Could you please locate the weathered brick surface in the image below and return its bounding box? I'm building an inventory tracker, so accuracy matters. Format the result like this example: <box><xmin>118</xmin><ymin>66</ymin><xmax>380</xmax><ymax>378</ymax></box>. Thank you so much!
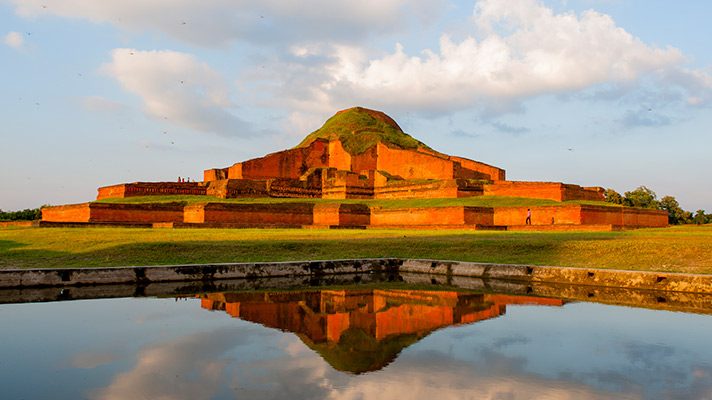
<box><xmin>205</xmin><ymin>179</ymin><xmax>269</xmax><ymax>199</ymax></box>
<box><xmin>374</xmin><ymin>180</ymin><xmax>460</xmax><ymax>199</ymax></box>
<box><xmin>371</xmin><ymin>206</ymin><xmax>468</xmax><ymax>226</ymax></box>
<box><xmin>42</xmin><ymin>202</ymin><xmax>184</xmax><ymax>223</ymax></box>
<box><xmin>484</xmin><ymin>181</ymin><xmax>604</xmax><ymax>202</ymax></box>
<box><xmin>184</xmin><ymin>202</ymin><xmax>315</xmax><ymax>225</ymax></box>
<box><xmin>42</xmin><ymin>203</ymin><xmax>92</xmax><ymax>222</ymax></box>
<box><xmin>313</xmin><ymin>203</ymin><xmax>370</xmax><ymax>226</ymax></box>
<box><xmin>450</xmin><ymin>156</ymin><xmax>506</xmax><ymax>181</ymax></box>
<box><xmin>97</xmin><ymin>182</ymin><xmax>206</xmax><ymax>200</ymax></box>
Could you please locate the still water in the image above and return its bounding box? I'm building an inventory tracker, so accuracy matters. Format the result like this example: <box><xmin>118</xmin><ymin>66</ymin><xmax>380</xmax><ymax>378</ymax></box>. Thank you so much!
<box><xmin>1</xmin><ymin>283</ymin><xmax>711</xmax><ymax>400</ymax></box>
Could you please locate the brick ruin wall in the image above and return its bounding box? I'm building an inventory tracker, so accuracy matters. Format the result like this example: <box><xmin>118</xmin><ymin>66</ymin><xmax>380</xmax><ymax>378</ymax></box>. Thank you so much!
<box><xmin>42</xmin><ymin>203</ymin><xmax>185</xmax><ymax>223</ymax></box>
<box><xmin>493</xmin><ymin>205</ymin><xmax>582</xmax><ymax>226</ymax></box>
<box><xmin>493</xmin><ymin>204</ymin><xmax>668</xmax><ymax>227</ymax></box>
<box><xmin>204</xmin><ymin>139</ymin><xmax>506</xmax><ymax>185</ymax></box>
<box><xmin>313</xmin><ymin>203</ymin><xmax>370</xmax><ymax>226</ymax></box>
<box><xmin>373</xmin><ymin>180</ymin><xmax>460</xmax><ymax>200</ymax></box>
<box><xmin>483</xmin><ymin>182</ymin><xmax>604</xmax><ymax>202</ymax></box>
<box><xmin>621</xmin><ymin>207</ymin><xmax>669</xmax><ymax>228</ymax></box>
<box><xmin>184</xmin><ymin>203</ymin><xmax>316</xmax><ymax>225</ymax></box>
<box><xmin>371</xmin><ymin>206</ymin><xmax>474</xmax><ymax>226</ymax></box>
<box><xmin>205</xmin><ymin>179</ymin><xmax>269</xmax><ymax>199</ymax></box>
<box><xmin>230</xmin><ymin>139</ymin><xmax>330</xmax><ymax>180</ymax></box>
<box><xmin>449</xmin><ymin>156</ymin><xmax>506</xmax><ymax>181</ymax></box>
<box><xmin>42</xmin><ymin>203</ymin><xmax>93</xmax><ymax>222</ymax></box>
<box><xmin>97</xmin><ymin>182</ymin><xmax>206</xmax><ymax>200</ymax></box>
<box><xmin>41</xmin><ymin>201</ymin><xmax>667</xmax><ymax>229</ymax></box>
<box><xmin>374</xmin><ymin>143</ymin><xmax>456</xmax><ymax>180</ymax></box>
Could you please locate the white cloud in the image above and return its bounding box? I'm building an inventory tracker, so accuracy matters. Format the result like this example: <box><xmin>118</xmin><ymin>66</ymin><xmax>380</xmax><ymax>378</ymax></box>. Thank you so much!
<box><xmin>9</xmin><ymin>0</ymin><xmax>440</xmax><ymax>47</ymax></box>
<box><xmin>257</xmin><ymin>0</ymin><xmax>710</xmax><ymax>118</ymax></box>
<box><xmin>88</xmin><ymin>326</ymin><xmax>249</xmax><ymax>400</ymax></box>
<box><xmin>4</xmin><ymin>31</ymin><xmax>24</xmax><ymax>49</ymax></box>
<box><xmin>100</xmin><ymin>48</ymin><xmax>250</xmax><ymax>136</ymax></box>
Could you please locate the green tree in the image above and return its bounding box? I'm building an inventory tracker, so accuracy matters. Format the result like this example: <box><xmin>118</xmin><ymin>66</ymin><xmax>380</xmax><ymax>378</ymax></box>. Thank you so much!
<box><xmin>624</xmin><ymin>186</ymin><xmax>660</xmax><ymax>209</ymax></box>
<box><xmin>659</xmin><ymin>196</ymin><xmax>686</xmax><ymax>225</ymax></box>
<box><xmin>0</xmin><ymin>206</ymin><xmax>45</xmax><ymax>221</ymax></box>
<box><xmin>693</xmin><ymin>210</ymin><xmax>709</xmax><ymax>225</ymax></box>
<box><xmin>604</xmin><ymin>189</ymin><xmax>624</xmax><ymax>205</ymax></box>
<box><xmin>681</xmin><ymin>211</ymin><xmax>694</xmax><ymax>224</ymax></box>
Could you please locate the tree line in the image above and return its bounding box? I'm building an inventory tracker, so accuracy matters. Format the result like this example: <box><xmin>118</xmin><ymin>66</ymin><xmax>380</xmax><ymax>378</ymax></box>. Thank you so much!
<box><xmin>604</xmin><ymin>186</ymin><xmax>710</xmax><ymax>225</ymax></box>
<box><xmin>0</xmin><ymin>206</ymin><xmax>45</xmax><ymax>221</ymax></box>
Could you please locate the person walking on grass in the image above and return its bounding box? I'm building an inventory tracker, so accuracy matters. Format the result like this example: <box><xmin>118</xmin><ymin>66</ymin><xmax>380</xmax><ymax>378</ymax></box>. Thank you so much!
<box><xmin>526</xmin><ymin>208</ymin><xmax>531</xmax><ymax>225</ymax></box>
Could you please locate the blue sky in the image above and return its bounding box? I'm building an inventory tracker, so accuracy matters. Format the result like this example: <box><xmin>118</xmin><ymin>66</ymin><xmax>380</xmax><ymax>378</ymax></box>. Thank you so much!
<box><xmin>1</xmin><ymin>0</ymin><xmax>710</xmax><ymax>212</ymax></box>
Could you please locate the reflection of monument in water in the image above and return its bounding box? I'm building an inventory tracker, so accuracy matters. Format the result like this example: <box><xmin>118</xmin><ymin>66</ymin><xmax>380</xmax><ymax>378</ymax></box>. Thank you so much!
<box><xmin>200</xmin><ymin>289</ymin><xmax>563</xmax><ymax>374</ymax></box>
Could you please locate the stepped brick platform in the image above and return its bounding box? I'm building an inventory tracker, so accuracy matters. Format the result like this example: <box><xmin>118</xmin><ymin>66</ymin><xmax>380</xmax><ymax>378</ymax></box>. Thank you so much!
<box><xmin>38</xmin><ymin>107</ymin><xmax>667</xmax><ymax>230</ymax></box>
<box><xmin>41</xmin><ymin>201</ymin><xmax>668</xmax><ymax>230</ymax></box>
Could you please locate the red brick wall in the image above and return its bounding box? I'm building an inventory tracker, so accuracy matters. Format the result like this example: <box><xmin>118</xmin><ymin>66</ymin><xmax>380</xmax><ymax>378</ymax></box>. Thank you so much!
<box><xmin>371</xmin><ymin>207</ymin><xmax>467</xmax><ymax>226</ymax></box>
<box><xmin>42</xmin><ymin>203</ymin><xmax>92</xmax><ymax>222</ymax></box>
<box><xmin>88</xmin><ymin>203</ymin><xmax>185</xmax><ymax>223</ymax></box>
<box><xmin>97</xmin><ymin>182</ymin><xmax>206</xmax><ymax>200</ymax></box>
<box><xmin>484</xmin><ymin>181</ymin><xmax>604</xmax><ymax>202</ymax></box>
<box><xmin>580</xmin><ymin>205</ymin><xmax>624</xmax><ymax>225</ymax></box>
<box><xmin>376</xmin><ymin>143</ymin><xmax>455</xmax><ymax>180</ymax></box>
<box><xmin>184</xmin><ymin>203</ymin><xmax>315</xmax><ymax>225</ymax></box>
<box><xmin>350</xmin><ymin>146</ymin><xmax>379</xmax><ymax>175</ymax></box>
<box><xmin>238</xmin><ymin>140</ymin><xmax>330</xmax><ymax>180</ymax></box>
<box><xmin>561</xmin><ymin>185</ymin><xmax>605</xmax><ymax>202</ymax></box>
<box><xmin>205</xmin><ymin>179</ymin><xmax>269</xmax><ymax>199</ymax></box>
<box><xmin>485</xmin><ymin>182</ymin><xmax>567</xmax><ymax>202</ymax></box>
<box><xmin>338</xmin><ymin>204</ymin><xmax>370</xmax><ymax>225</ymax></box>
<box><xmin>450</xmin><ymin>156</ymin><xmax>506</xmax><ymax>181</ymax></box>
<box><xmin>328</xmin><ymin>139</ymin><xmax>351</xmax><ymax>171</ymax></box>
<box><xmin>204</xmin><ymin>168</ymin><xmax>228</xmax><ymax>182</ymax></box>
<box><xmin>374</xmin><ymin>180</ymin><xmax>459</xmax><ymax>199</ymax></box>
<box><xmin>463</xmin><ymin>207</ymin><xmax>495</xmax><ymax>225</ymax></box>
<box><xmin>623</xmin><ymin>207</ymin><xmax>668</xmax><ymax>227</ymax></box>
<box><xmin>493</xmin><ymin>205</ymin><xmax>582</xmax><ymax>226</ymax></box>
<box><xmin>313</xmin><ymin>203</ymin><xmax>340</xmax><ymax>225</ymax></box>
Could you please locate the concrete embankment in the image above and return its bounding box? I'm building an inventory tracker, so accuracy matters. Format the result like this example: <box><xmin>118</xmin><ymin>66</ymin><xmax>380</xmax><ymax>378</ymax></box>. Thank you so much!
<box><xmin>2</xmin><ymin>258</ymin><xmax>712</xmax><ymax>295</ymax></box>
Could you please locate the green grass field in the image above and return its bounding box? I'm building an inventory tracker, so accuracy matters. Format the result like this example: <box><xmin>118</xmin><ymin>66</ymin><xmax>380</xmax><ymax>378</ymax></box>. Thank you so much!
<box><xmin>1</xmin><ymin>224</ymin><xmax>710</xmax><ymax>273</ymax></box>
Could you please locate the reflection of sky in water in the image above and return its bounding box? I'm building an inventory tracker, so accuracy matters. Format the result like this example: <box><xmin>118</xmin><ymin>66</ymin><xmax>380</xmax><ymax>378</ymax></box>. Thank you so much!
<box><xmin>1</xmin><ymin>298</ymin><xmax>711</xmax><ymax>400</ymax></box>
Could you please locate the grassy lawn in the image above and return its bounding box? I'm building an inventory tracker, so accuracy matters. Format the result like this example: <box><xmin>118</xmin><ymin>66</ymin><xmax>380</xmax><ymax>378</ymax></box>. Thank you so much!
<box><xmin>1</xmin><ymin>225</ymin><xmax>710</xmax><ymax>273</ymax></box>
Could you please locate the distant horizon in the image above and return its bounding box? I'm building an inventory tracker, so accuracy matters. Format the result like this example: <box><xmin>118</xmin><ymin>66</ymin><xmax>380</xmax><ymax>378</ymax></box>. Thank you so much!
<box><xmin>2</xmin><ymin>1</ymin><xmax>710</xmax><ymax>212</ymax></box>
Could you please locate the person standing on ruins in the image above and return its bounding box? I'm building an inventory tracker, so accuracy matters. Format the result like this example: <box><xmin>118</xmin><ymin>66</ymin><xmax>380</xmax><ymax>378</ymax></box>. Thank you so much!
<box><xmin>526</xmin><ymin>209</ymin><xmax>532</xmax><ymax>225</ymax></box>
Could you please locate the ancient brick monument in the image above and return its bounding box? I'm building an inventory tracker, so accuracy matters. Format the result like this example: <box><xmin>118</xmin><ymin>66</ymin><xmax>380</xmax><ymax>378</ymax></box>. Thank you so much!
<box><xmin>42</xmin><ymin>106</ymin><xmax>668</xmax><ymax>229</ymax></box>
<box><xmin>200</xmin><ymin>288</ymin><xmax>563</xmax><ymax>374</ymax></box>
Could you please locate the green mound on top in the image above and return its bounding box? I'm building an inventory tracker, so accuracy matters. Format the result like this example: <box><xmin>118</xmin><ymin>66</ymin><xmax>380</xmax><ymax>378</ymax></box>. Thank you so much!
<box><xmin>295</xmin><ymin>107</ymin><xmax>432</xmax><ymax>155</ymax></box>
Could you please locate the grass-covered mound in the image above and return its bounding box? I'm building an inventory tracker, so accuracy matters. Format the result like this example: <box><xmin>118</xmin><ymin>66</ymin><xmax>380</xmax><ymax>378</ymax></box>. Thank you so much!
<box><xmin>295</xmin><ymin>107</ymin><xmax>431</xmax><ymax>155</ymax></box>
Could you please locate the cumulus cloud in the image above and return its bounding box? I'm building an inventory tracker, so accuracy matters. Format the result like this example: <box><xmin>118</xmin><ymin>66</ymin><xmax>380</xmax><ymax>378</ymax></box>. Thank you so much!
<box><xmin>259</xmin><ymin>0</ymin><xmax>711</xmax><ymax>120</ymax></box>
<box><xmin>100</xmin><ymin>48</ymin><xmax>251</xmax><ymax>136</ymax></box>
<box><xmin>88</xmin><ymin>326</ymin><xmax>248</xmax><ymax>400</ymax></box>
<box><xmin>9</xmin><ymin>0</ymin><xmax>440</xmax><ymax>47</ymax></box>
<box><xmin>4</xmin><ymin>31</ymin><xmax>24</xmax><ymax>49</ymax></box>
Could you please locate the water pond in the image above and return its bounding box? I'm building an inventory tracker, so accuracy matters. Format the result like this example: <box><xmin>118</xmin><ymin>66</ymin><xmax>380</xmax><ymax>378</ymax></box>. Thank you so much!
<box><xmin>1</xmin><ymin>275</ymin><xmax>711</xmax><ymax>400</ymax></box>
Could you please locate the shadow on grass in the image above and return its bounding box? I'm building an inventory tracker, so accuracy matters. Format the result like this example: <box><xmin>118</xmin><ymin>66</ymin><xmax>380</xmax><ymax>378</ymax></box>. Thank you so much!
<box><xmin>0</xmin><ymin>232</ymin><xmax>629</xmax><ymax>269</ymax></box>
